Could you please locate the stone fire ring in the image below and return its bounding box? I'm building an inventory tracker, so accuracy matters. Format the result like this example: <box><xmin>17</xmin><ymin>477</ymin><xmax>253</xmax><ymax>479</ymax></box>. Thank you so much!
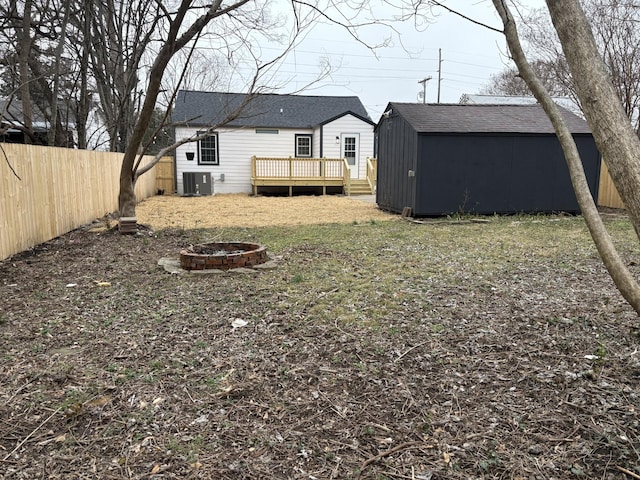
<box><xmin>179</xmin><ymin>241</ymin><xmax>268</xmax><ymax>271</ymax></box>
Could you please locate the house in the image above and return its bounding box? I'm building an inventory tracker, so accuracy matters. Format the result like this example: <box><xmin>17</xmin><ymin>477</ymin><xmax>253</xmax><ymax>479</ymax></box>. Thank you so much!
<box><xmin>0</xmin><ymin>98</ymin><xmax>75</xmax><ymax>146</ymax></box>
<box><xmin>1</xmin><ymin>98</ymin><xmax>49</xmax><ymax>144</ymax></box>
<box><xmin>375</xmin><ymin>102</ymin><xmax>601</xmax><ymax>216</ymax></box>
<box><xmin>172</xmin><ymin>90</ymin><xmax>376</xmax><ymax>196</ymax></box>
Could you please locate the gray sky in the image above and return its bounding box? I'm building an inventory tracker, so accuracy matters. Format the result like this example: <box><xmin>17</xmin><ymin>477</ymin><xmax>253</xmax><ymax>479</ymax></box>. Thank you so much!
<box><xmin>261</xmin><ymin>0</ymin><xmax>547</xmax><ymax>121</ymax></box>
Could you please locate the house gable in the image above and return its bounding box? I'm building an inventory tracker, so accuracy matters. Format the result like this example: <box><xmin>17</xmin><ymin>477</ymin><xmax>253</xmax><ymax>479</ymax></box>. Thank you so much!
<box><xmin>319</xmin><ymin>110</ymin><xmax>376</xmax><ymax>127</ymax></box>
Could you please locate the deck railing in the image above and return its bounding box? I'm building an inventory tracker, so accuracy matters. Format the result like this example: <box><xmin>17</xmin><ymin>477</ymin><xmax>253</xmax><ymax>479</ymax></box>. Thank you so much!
<box><xmin>366</xmin><ymin>157</ymin><xmax>377</xmax><ymax>193</ymax></box>
<box><xmin>251</xmin><ymin>156</ymin><xmax>352</xmax><ymax>195</ymax></box>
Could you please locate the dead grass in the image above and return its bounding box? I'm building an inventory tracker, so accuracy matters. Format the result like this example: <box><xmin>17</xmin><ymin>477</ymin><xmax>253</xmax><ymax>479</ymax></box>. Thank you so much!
<box><xmin>1</xmin><ymin>198</ymin><xmax>639</xmax><ymax>479</ymax></box>
<box><xmin>135</xmin><ymin>193</ymin><xmax>394</xmax><ymax>230</ymax></box>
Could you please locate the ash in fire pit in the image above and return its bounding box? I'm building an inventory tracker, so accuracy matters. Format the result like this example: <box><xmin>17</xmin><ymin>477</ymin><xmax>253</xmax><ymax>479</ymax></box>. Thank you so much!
<box><xmin>180</xmin><ymin>241</ymin><xmax>268</xmax><ymax>271</ymax></box>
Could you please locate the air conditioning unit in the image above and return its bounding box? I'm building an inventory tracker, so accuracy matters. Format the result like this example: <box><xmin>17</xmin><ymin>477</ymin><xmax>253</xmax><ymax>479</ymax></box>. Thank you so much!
<box><xmin>183</xmin><ymin>172</ymin><xmax>212</xmax><ymax>196</ymax></box>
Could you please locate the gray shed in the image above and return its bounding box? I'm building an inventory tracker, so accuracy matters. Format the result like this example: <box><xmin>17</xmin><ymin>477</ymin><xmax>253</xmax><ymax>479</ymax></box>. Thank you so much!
<box><xmin>375</xmin><ymin>103</ymin><xmax>601</xmax><ymax>216</ymax></box>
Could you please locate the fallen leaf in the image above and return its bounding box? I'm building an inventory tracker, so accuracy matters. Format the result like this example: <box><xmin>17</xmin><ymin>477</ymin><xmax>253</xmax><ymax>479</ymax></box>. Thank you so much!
<box><xmin>231</xmin><ymin>318</ymin><xmax>248</xmax><ymax>329</ymax></box>
<box><xmin>190</xmin><ymin>414</ymin><xmax>209</xmax><ymax>425</ymax></box>
<box><xmin>443</xmin><ymin>452</ymin><xmax>451</xmax><ymax>464</ymax></box>
<box><xmin>95</xmin><ymin>281</ymin><xmax>111</xmax><ymax>287</ymax></box>
<box><xmin>86</xmin><ymin>395</ymin><xmax>111</xmax><ymax>408</ymax></box>
<box><xmin>150</xmin><ymin>464</ymin><xmax>161</xmax><ymax>474</ymax></box>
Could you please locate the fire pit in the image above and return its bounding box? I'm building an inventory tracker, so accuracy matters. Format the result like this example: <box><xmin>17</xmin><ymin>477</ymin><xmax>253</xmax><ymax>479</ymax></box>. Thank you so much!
<box><xmin>179</xmin><ymin>241</ymin><xmax>268</xmax><ymax>271</ymax></box>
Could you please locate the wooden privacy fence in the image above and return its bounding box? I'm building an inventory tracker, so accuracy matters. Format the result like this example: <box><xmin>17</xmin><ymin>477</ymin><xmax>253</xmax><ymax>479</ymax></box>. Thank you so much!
<box><xmin>0</xmin><ymin>143</ymin><xmax>170</xmax><ymax>260</ymax></box>
<box><xmin>156</xmin><ymin>156</ymin><xmax>175</xmax><ymax>194</ymax></box>
<box><xmin>597</xmin><ymin>161</ymin><xmax>625</xmax><ymax>209</ymax></box>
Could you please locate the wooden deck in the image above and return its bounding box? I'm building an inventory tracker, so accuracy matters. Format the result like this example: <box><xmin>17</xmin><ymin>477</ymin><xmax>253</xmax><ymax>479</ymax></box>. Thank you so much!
<box><xmin>251</xmin><ymin>156</ymin><xmax>351</xmax><ymax>196</ymax></box>
<box><xmin>251</xmin><ymin>156</ymin><xmax>377</xmax><ymax>196</ymax></box>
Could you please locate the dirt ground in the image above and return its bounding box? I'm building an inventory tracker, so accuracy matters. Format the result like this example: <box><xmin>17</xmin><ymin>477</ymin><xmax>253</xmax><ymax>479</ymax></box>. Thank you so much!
<box><xmin>135</xmin><ymin>194</ymin><xmax>394</xmax><ymax>230</ymax></box>
<box><xmin>1</xmin><ymin>196</ymin><xmax>640</xmax><ymax>479</ymax></box>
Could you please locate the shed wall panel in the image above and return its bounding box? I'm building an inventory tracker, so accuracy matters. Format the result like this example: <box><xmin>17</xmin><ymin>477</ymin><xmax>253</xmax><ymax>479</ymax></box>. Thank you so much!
<box><xmin>413</xmin><ymin>134</ymin><xmax>600</xmax><ymax>216</ymax></box>
<box><xmin>376</xmin><ymin>114</ymin><xmax>417</xmax><ymax>213</ymax></box>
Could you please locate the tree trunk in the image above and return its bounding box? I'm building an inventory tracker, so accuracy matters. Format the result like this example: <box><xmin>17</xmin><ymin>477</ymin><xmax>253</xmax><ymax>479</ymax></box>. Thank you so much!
<box><xmin>545</xmin><ymin>0</ymin><xmax>640</xmax><ymax>240</ymax></box>
<box><xmin>493</xmin><ymin>0</ymin><xmax>640</xmax><ymax>316</ymax></box>
<box><xmin>118</xmin><ymin>166</ymin><xmax>137</xmax><ymax>217</ymax></box>
<box><xmin>18</xmin><ymin>0</ymin><xmax>33</xmax><ymax>144</ymax></box>
<box><xmin>75</xmin><ymin>3</ymin><xmax>91</xmax><ymax>150</ymax></box>
<box><xmin>48</xmin><ymin>0</ymin><xmax>71</xmax><ymax>146</ymax></box>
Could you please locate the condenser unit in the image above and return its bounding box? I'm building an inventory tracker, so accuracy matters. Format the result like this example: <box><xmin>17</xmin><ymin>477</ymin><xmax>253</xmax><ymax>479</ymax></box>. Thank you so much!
<box><xmin>182</xmin><ymin>172</ymin><xmax>212</xmax><ymax>196</ymax></box>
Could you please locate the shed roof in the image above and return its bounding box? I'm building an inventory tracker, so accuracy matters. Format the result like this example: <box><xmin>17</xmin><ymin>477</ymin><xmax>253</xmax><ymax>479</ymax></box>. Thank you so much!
<box><xmin>173</xmin><ymin>90</ymin><xmax>374</xmax><ymax>129</ymax></box>
<box><xmin>385</xmin><ymin>102</ymin><xmax>592</xmax><ymax>134</ymax></box>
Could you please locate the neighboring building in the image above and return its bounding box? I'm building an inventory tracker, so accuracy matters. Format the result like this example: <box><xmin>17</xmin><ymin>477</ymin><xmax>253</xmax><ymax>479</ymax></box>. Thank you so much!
<box><xmin>460</xmin><ymin>93</ymin><xmax>582</xmax><ymax>117</ymax></box>
<box><xmin>1</xmin><ymin>98</ymin><xmax>48</xmax><ymax>144</ymax></box>
<box><xmin>376</xmin><ymin>102</ymin><xmax>601</xmax><ymax>216</ymax></box>
<box><xmin>0</xmin><ymin>98</ymin><xmax>75</xmax><ymax>146</ymax></box>
<box><xmin>172</xmin><ymin>90</ymin><xmax>376</xmax><ymax>195</ymax></box>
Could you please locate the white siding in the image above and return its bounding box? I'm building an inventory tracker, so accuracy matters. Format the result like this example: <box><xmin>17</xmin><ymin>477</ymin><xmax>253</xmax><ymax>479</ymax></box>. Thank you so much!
<box><xmin>320</xmin><ymin>114</ymin><xmax>375</xmax><ymax>179</ymax></box>
<box><xmin>175</xmin><ymin>126</ymin><xmax>313</xmax><ymax>194</ymax></box>
<box><xmin>312</xmin><ymin>129</ymin><xmax>321</xmax><ymax>158</ymax></box>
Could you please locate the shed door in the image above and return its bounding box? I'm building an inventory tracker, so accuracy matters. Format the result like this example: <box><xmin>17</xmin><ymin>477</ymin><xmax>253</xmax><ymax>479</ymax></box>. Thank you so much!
<box><xmin>342</xmin><ymin>134</ymin><xmax>359</xmax><ymax>179</ymax></box>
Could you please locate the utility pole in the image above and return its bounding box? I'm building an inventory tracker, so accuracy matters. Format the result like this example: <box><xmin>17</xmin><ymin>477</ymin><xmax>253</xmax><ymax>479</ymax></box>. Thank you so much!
<box><xmin>437</xmin><ymin>48</ymin><xmax>442</xmax><ymax>103</ymax></box>
<box><xmin>418</xmin><ymin>76</ymin><xmax>432</xmax><ymax>104</ymax></box>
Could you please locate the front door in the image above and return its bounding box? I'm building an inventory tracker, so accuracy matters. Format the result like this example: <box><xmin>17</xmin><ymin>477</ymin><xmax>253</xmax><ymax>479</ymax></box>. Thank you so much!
<box><xmin>342</xmin><ymin>134</ymin><xmax>359</xmax><ymax>179</ymax></box>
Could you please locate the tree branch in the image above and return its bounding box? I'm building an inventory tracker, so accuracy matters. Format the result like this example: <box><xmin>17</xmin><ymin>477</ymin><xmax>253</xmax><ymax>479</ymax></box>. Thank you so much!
<box><xmin>0</xmin><ymin>143</ymin><xmax>21</xmax><ymax>180</ymax></box>
<box><xmin>430</xmin><ymin>0</ymin><xmax>503</xmax><ymax>33</ymax></box>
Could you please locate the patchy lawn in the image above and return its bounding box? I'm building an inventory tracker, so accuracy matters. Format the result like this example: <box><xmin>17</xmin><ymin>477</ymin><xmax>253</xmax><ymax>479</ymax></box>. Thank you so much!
<box><xmin>1</xmin><ymin>200</ymin><xmax>639</xmax><ymax>479</ymax></box>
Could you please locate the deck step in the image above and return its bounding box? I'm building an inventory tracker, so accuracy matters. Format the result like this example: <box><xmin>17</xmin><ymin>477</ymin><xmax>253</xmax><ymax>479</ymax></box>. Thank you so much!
<box><xmin>348</xmin><ymin>180</ymin><xmax>374</xmax><ymax>195</ymax></box>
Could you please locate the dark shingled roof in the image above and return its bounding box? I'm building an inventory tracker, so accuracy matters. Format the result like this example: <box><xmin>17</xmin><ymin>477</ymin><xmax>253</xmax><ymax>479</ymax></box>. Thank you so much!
<box><xmin>386</xmin><ymin>103</ymin><xmax>592</xmax><ymax>134</ymax></box>
<box><xmin>173</xmin><ymin>90</ymin><xmax>374</xmax><ymax>129</ymax></box>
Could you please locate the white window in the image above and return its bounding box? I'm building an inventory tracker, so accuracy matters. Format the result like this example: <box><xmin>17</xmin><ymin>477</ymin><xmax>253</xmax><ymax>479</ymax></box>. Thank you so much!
<box><xmin>198</xmin><ymin>131</ymin><xmax>219</xmax><ymax>165</ymax></box>
<box><xmin>295</xmin><ymin>134</ymin><xmax>312</xmax><ymax>157</ymax></box>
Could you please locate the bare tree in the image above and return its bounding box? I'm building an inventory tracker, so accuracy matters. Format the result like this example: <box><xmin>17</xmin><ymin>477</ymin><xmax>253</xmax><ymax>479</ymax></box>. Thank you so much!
<box><xmin>47</xmin><ymin>0</ymin><xmax>71</xmax><ymax>146</ymax></box>
<box><xmin>116</xmin><ymin>0</ymin><xmax>337</xmax><ymax>218</ymax></box>
<box><xmin>588</xmin><ymin>0</ymin><xmax>640</xmax><ymax>134</ymax></box>
<box><xmin>66</xmin><ymin>0</ymin><xmax>93</xmax><ymax>149</ymax></box>
<box><xmin>542</xmin><ymin>0</ymin><xmax>640</xmax><ymax>240</ymax></box>
<box><xmin>516</xmin><ymin>0</ymin><xmax>640</xmax><ymax>131</ymax></box>
<box><xmin>491</xmin><ymin>0</ymin><xmax>640</xmax><ymax>315</ymax></box>
<box><xmin>87</xmin><ymin>0</ymin><xmax>161</xmax><ymax>153</ymax></box>
<box><xmin>15</xmin><ymin>0</ymin><xmax>34</xmax><ymax>143</ymax></box>
<box><xmin>0</xmin><ymin>0</ymin><xmax>81</xmax><ymax>146</ymax></box>
<box><xmin>481</xmin><ymin>58</ymin><xmax>571</xmax><ymax>97</ymax></box>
